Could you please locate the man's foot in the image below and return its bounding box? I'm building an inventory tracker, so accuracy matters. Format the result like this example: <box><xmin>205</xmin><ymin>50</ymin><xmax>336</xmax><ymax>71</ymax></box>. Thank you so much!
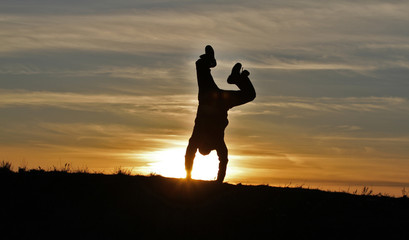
<box><xmin>227</xmin><ymin>63</ymin><xmax>242</xmax><ymax>84</ymax></box>
<box><xmin>199</xmin><ymin>45</ymin><xmax>217</xmax><ymax>68</ymax></box>
<box><xmin>227</xmin><ymin>63</ymin><xmax>250</xmax><ymax>85</ymax></box>
<box><xmin>241</xmin><ymin>69</ymin><xmax>250</xmax><ymax>77</ymax></box>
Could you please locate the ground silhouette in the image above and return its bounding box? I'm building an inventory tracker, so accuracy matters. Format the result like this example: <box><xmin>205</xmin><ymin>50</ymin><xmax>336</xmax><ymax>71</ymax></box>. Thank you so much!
<box><xmin>2</xmin><ymin>168</ymin><xmax>409</xmax><ymax>239</ymax></box>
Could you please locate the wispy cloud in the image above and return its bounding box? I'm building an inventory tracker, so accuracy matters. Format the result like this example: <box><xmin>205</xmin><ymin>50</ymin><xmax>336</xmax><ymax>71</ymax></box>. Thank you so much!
<box><xmin>245</xmin><ymin>96</ymin><xmax>409</xmax><ymax>114</ymax></box>
<box><xmin>2</xmin><ymin>0</ymin><xmax>409</xmax><ymax>73</ymax></box>
<box><xmin>0</xmin><ymin>90</ymin><xmax>197</xmax><ymax>116</ymax></box>
<box><xmin>3</xmin><ymin>91</ymin><xmax>406</xmax><ymax>118</ymax></box>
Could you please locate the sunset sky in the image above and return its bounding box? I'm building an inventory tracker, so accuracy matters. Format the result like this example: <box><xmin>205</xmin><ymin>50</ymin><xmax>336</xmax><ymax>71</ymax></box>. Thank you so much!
<box><xmin>1</xmin><ymin>0</ymin><xmax>409</xmax><ymax>195</ymax></box>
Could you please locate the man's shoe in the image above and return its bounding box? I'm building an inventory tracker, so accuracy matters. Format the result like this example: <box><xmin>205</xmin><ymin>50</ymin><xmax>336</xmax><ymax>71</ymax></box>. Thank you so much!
<box><xmin>227</xmin><ymin>63</ymin><xmax>242</xmax><ymax>84</ymax></box>
<box><xmin>241</xmin><ymin>69</ymin><xmax>250</xmax><ymax>77</ymax></box>
<box><xmin>200</xmin><ymin>45</ymin><xmax>217</xmax><ymax>68</ymax></box>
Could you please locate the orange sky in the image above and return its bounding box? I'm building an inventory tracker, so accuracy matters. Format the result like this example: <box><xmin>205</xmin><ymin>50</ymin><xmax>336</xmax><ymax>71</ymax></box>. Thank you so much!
<box><xmin>1</xmin><ymin>0</ymin><xmax>409</xmax><ymax>196</ymax></box>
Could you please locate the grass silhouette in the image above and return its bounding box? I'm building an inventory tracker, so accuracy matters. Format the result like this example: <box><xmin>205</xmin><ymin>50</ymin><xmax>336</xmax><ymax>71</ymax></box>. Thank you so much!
<box><xmin>1</xmin><ymin>162</ymin><xmax>409</xmax><ymax>239</ymax></box>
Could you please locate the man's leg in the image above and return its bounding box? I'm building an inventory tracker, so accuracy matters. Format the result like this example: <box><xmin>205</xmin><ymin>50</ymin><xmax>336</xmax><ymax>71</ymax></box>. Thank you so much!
<box><xmin>223</xmin><ymin>77</ymin><xmax>255</xmax><ymax>110</ymax></box>
<box><xmin>236</xmin><ymin>70</ymin><xmax>256</xmax><ymax>100</ymax></box>
<box><xmin>196</xmin><ymin>46</ymin><xmax>219</xmax><ymax>94</ymax></box>
<box><xmin>224</xmin><ymin>63</ymin><xmax>256</xmax><ymax>109</ymax></box>
<box><xmin>216</xmin><ymin>141</ymin><xmax>229</xmax><ymax>183</ymax></box>
<box><xmin>185</xmin><ymin>137</ymin><xmax>198</xmax><ymax>180</ymax></box>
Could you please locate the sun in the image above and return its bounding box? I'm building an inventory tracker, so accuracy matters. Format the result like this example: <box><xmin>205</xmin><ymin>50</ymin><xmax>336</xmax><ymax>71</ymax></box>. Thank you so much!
<box><xmin>142</xmin><ymin>148</ymin><xmax>220</xmax><ymax>180</ymax></box>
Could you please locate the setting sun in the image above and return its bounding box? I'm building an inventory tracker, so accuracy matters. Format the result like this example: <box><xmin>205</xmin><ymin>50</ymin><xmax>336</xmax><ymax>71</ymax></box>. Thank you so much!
<box><xmin>140</xmin><ymin>148</ymin><xmax>220</xmax><ymax>180</ymax></box>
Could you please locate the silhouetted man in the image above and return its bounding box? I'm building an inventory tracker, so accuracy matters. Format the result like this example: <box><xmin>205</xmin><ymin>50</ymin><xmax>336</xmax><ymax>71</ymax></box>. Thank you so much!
<box><xmin>185</xmin><ymin>45</ymin><xmax>256</xmax><ymax>182</ymax></box>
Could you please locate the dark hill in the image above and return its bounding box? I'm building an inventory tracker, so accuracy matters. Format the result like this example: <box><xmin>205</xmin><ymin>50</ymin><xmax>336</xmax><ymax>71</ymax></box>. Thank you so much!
<box><xmin>2</xmin><ymin>170</ymin><xmax>409</xmax><ymax>239</ymax></box>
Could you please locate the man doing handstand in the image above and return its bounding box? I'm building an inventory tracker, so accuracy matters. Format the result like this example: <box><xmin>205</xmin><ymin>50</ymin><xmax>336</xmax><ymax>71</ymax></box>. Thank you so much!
<box><xmin>185</xmin><ymin>45</ymin><xmax>256</xmax><ymax>183</ymax></box>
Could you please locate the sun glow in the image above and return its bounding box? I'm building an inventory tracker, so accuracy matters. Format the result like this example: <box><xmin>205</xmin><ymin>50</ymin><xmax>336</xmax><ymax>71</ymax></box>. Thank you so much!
<box><xmin>141</xmin><ymin>148</ymin><xmax>220</xmax><ymax>180</ymax></box>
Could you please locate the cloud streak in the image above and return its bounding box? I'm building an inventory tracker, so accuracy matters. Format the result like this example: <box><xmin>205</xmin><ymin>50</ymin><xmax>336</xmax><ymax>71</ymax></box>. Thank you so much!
<box><xmin>0</xmin><ymin>90</ymin><xmax>196</xmax><ymax>115</ymax></box>
<box><xmin>2</xmin><ymin>0</ymin><xmax>409</xmax><ymax>72</ymax></box>
<box><xmin>257</xmin><ymin>96</ymin><xmax>409</xmax><ymax>113</ymax></box>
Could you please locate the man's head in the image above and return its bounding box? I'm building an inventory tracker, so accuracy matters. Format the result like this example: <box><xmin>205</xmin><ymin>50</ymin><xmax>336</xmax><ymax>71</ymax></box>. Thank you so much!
<box><xmin>198</xmin><ymin>146</ymin><xmax>212</xmax><ymax>156</ymax></box>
